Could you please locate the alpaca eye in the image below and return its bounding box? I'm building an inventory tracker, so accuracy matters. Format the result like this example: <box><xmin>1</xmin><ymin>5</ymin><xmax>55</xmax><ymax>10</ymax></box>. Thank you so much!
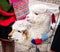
<box><xmin>35</xmin><ymin>13</ymin><xmax>38</xmax><ymax>15</ymax></box>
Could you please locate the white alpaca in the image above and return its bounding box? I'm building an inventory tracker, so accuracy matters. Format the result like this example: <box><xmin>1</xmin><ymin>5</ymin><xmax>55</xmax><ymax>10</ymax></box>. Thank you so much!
<box><xmin>10</xmin><ymin>4</ymin><xmax>55</xmax><ymax>52</ymax></box>
<box><xmin>26</xmin><ymin>4</ymin><xmax>51</xmax><ymax>39</ymax></box>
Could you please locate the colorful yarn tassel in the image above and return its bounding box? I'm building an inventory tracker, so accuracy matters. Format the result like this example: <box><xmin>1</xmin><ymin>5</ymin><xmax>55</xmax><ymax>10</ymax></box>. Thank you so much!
<box><xmin>11</xmin><ymin>0</ymin><xmax>19</xmax><ymax>2</ymax></box>
<box><xmin>31</xmin><ymin>39</ymin><xmax>42</xmax><ymax>45</ymax></box>
<box><xmin>42</xmin><ymin>34</ymin><xmax>48</xmax><ymax>41</ymax></box>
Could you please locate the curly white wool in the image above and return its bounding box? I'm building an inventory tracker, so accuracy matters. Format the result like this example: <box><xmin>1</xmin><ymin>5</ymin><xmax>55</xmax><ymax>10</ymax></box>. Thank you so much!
<box><xmin>11</xmin><ymin>4</ymin><xmax>56</xmax><ymax>52</ymax></box>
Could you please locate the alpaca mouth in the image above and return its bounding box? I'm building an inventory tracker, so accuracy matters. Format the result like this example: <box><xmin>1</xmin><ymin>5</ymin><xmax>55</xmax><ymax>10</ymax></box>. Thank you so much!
<box><xmin>27</xmin><ymin>20</ymin><xmax>35</xmax><ymax>24</ymax></box>
<box><xmin>27</xmin><ymin>20</ymin><xmax>32</xmax><ymax>23</ymax></box>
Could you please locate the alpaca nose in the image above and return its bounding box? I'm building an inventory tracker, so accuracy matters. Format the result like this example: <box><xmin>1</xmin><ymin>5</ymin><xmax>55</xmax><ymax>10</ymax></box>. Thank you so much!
<box><xmin>31</xmin><ymin>39</ymin><xmax>42</xmax><ymax>45</ymax></box>
<box><xmin>26</xmin><ymin>16</ymin><xmax>31</xmax><ymax>21</ymax></box>
<box><xmin>26</xmin><ymin>15</ymin><xmax>29</xmax><ymax>18</ymax></box>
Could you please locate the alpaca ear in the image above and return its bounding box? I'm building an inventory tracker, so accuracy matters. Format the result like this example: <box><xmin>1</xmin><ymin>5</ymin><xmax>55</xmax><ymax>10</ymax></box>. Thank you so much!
<box><xmin>46</xmin><ymin>10</ymin><xmax>55</xmax><ymax>22</ymax></box>
<box><xmin>47</xmin><ymin>10</ymin><xmax>56</xmax><ymax>23</ymax></box>
<box><xmin>46</xmin><ymin>9</ymin><xmax>52</xmax><ymax>15</ymax></box>
<box><xmin>51</xmin><ymin>13</ymin><xmax>56</xmax><ymax>23</ymax></box>
<box><xmin>50</xmin><ymin>13</ymin><xmax>56</xmax><ymax>30</ymax></box>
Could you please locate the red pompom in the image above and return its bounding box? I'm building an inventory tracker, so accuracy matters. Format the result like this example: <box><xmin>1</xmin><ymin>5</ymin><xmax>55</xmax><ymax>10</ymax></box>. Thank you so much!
<box><xmin>35</xmin><ymin>39</ymin><xmax>42</xmax><ymax>45</ymax></box>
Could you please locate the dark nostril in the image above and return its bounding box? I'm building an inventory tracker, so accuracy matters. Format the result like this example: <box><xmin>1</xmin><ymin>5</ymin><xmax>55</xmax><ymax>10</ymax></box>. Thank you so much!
<box><xmin>27</xmin><ymin>19</ymin><xmax>30</xmax><ymax>21</ymax></box>
<box><xmin>27</xmin><ymin>16</ymin><xmax>29</xmax><ymax>18</ymax></box>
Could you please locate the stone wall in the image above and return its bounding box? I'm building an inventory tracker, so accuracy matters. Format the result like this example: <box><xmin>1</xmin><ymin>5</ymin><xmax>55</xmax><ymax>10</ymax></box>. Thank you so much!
<box><xmin>38</xmin><ymin>0</ymin><xmax>60</xmax><ymax>5</ymax></box>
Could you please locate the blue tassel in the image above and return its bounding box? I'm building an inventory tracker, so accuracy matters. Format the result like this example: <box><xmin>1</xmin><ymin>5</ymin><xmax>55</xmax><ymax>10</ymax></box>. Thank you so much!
<box><xmin>31</xmin><ymin>39</ymin><xmax>35</xmax><ymax>44</ymax></box>
<box><xmin>42</xmin><ymin>34</ymin><xmax>48</xmax><ymax>41</ymax></box>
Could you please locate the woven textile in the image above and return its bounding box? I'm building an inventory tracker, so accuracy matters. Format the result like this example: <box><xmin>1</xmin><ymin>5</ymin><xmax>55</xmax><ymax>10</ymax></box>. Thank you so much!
<box><xmin>10</xmin><ymin>0</ymin><xmax>29</xmax><ymax>20</ymax></box>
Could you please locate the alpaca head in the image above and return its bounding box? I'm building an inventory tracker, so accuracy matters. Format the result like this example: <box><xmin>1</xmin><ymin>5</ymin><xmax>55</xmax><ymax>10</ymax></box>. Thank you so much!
<box><xmin>26</xmin><ymin>4</ymin><xmax>52</xmax><ymax>42</ymax></box>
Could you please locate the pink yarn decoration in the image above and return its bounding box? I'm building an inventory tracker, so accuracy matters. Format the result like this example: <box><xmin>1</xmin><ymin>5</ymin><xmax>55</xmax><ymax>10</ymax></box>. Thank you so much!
<box><xmin>11</xmin><ymin>0</ymin><xmax>19</xmax><ymax>2</ymax></box>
